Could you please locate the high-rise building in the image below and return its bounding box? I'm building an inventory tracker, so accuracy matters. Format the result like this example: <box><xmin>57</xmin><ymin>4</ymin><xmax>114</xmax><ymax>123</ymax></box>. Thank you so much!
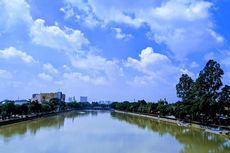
<box><xmin>68</xmin><ymin>96</ymin><xmax>76</xmax><ymax>102</ymax></box>
<box><xmin>80</xmin><ymin>96</ymin><xmax>88</xmax><ymax>102</ymax></box>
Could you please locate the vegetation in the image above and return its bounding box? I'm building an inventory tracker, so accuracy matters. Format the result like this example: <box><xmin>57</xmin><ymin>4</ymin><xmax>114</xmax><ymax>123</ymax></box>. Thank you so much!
<box><xmin>0</xmin><ymin>99</ymin><xmax>110</xmax><ymax>120</ymax></box>
<box><xmin>1</xmin><ymin>59</ymin><xmax>229</xmax><ymax>125</ymax></box>
<box><xmin>111</xmin><ymin>60</ymin><xmax>230</xmax><ymax>125</ymax></box>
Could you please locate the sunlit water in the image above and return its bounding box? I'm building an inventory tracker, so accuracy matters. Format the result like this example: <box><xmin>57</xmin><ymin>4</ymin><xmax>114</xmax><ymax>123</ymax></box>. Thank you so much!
<box><xmin>0</xmin><ymin>111</ymin><xmax>229</xmax><ymax>153</ymax></box>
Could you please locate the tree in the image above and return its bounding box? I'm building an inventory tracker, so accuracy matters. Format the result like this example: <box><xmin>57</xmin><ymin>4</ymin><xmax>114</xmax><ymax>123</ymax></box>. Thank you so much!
<box><xmin>21</xmin><ymin>104</ymin><xmax>29</xmax><ymax>115</ymax></box>
<box><xmin>41</xmin><ymin>103</ymin><xmax>52</xmax><ymax>112</ymax></box>
<box><xmin>176</xmin><ymin>74</ymin><xmax>195</xmax><ymax>119</ymax></box>
<box><xmin>1</xmin><ymin>101</ymin><xmax>16</xmax><ymax>117</ymax></box>
<box><xmin>49</xmin><ymin>98</ymin><xmax>65</xmax><ymax>111</ymax></box>
<box><xmin>156</xmin><ymin>99</ymin><xmax>169</xmax><ymax>116</ymax></box>
<box><xmin>29</xmin><ymin>101</ymin><xmax>42</xmax><ymax>113</ymax></box>
<box><xmin>176</xmin><ymin>74</ymin><xmax>194</xmax><ymax>101</ymax></box>
<box><xmin>194</xmin><ymin>60</ymin><xmax>224</xmax><ymax>120</ymax></box>
<box><xmin>67</xmin><ymin>102</ymin><xmax>80</xmax><ymax>109</ymax></box>
<box><xmin>137</xmin><ymin>100</ymin><xmax>147</xmax><ymax>113</ymax></box>
<box><xmin>15</xmin><ymin>105</ymin><xmax>23</xmax><ymax>115</ymax></box>
<box><xmin>218</xmin><ymin>85</ymin><xmax>230</xmax><ymax>116</ymax></box>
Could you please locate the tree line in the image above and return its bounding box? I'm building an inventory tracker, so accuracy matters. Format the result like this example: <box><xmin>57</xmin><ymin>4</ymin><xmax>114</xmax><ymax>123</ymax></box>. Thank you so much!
<box><xmin>0</xmin><ymin>99</ymin><xmax>109</xmax><ymax>120</ymax></box>
<box><xmin>111</xmin><ymin>60</ymin><xmax>230</xmax><ymax>125</ymax></box>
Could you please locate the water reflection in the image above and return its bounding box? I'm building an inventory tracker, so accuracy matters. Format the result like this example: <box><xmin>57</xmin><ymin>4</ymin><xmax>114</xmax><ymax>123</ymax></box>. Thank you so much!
<box><xmin>0</xmin><ymin>111</ymin><xmax>229</xmax><ymax>153</ymax></box>
<box><xmin>111</xmin><ymin>112</ymin><xmax>230</xmax><ymax>153</ymax></box>
<box><xmin>0</xmin><ymin>111</ymin><xmax>92</xmax><ymax>141</ymax></box>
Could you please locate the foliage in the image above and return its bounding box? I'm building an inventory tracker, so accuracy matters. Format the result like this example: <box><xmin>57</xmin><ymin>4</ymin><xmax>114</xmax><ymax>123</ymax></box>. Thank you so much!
<box><xmin>111</xmin><ymin>60</ymin><xmax>230</xmax><ymax>125</ymax></box>
<box><xmin>0</xmin><ymin>99</ymin><xmax>110</xmax><ymax>120</ymax></box>
<box><xmin>218</xmin><ymin>85</ymin><xmax>230</xmax><ymax>116</ymax></box>
<box><xmin>176</xmin><ymin>74</ymin><xmax>194</xmax><ymax>101</ymax></box>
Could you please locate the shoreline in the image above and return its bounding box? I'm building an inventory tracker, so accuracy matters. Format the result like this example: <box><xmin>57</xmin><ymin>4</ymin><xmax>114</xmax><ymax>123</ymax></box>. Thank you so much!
<box><xmin>0</xmin><ymin>109</ymin><xmax>77</xmax><ymax>127</ymax></box>
<box><xmin>114</xmin><ymin>110</ymin><xmax>230</xmax><ymax>137</ymax></box>
<box><xmin>0</xmin><ymin>108</ymin><xmax>111</xmax><ymax>127</ymax></box>
<box><xmin>1</xmin><ymin>109</ymin><xmax>229</xmax><ymax>138</ymax></box>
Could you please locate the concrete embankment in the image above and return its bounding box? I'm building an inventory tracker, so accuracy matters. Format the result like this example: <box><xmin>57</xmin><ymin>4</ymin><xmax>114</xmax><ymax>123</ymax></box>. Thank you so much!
<box><xmin>114</xmin><ymin>110</ymin><xmax>230</xmax><ymax>133</ymax></box>
<box><xmin>114</xmin><ymin>110</ymin><xmax>180</xmax><ymax>125</ymax></box>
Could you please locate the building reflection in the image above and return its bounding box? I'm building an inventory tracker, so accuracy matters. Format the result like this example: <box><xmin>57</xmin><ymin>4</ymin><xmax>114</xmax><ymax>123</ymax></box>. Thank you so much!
<box><xmin>0</xmin><ymin>111</ymin><xmax>92</xmax><ymax>142</ymax></box>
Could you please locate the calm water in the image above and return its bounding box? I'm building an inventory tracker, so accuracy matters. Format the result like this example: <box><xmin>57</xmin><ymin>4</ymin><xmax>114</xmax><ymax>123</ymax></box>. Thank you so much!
<box><xmin>0</xmin><ymin>111</ymin><xmax>229</xmax><ymax>153</ymax></box>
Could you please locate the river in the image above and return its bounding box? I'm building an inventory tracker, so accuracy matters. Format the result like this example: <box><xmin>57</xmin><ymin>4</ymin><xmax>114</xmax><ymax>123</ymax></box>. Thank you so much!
<box><xmin>0</xmin><ymin>110</ymin><xmax>229</xmax><ymax>153</ymax></box>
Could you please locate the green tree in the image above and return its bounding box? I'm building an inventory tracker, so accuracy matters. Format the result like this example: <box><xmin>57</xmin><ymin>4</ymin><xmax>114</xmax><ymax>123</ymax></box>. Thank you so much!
<box><xmin>176</xmin><ymin>74</ymin><xmax>194</xmax><ymax>101</ymax></box>
<box><xmin>67</xmin><ymin>101</ymin><xmax>80</xmax><ymax>109</ymax></box>
<box><xmin>1</xmin><ymin>101</ymin><xmax>16</xmax><ymax>118</ymax></box>
<box><xmin>137</xmin><ymin>100</ymin><xmax>147</xmax><ymax>113</ymax></box>
<box><xmin>29</xmin><ymin>101</ymin><xmax>42</xmax><ymax>113</ymax></box>
<box><xmin>49</xmin><ymin>98</ymin><xmax>66</xmax><ymax>111</ymax></box>
<box><xmin>15</xmin><ymin>105</ymin><xmax>22</xmax><ymax>115</ymax></box>
<box><xmin>156</xmin><ymin>99</ymin><xmax>169</xmax><ymax>116</ymax></box>
<box><xmin>41</xmin><ymin>103</ymin><xmax>52</xmax><ymax>112</ymax></box>
<box><xmin>21</xmin><ymin>104</ymin><xmax>29</xmax><ymax>115</ymax></box>
<box><xmin>176</xmin><ymin>74</ymin><xmax>195</xmax><ymax>119</ymax></box>
<box><xmin>218</xmin><ymin>85</ymin><xmax>230</xmax><ymax>116</ymax></box>
<box><xmin>194</xmin><ymin>59</ymin><xmax>224</xmax><ymax>120</ymax></box>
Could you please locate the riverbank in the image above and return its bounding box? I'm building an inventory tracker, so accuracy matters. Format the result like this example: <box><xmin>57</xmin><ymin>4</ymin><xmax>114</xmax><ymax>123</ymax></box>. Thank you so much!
<box><xmin>0</xmin><ymin>108</ymin><xmax>112</xmax><ymax>127</ymax></box>
<box><xmin>114</xmin><ymin>110</ymin><xmax>230</xmax><ymax>137</ymax></box>
<box><xmin>0</xmin><ymin>109</ymin><xmax>77</xmax><ymax>127</ymax></box>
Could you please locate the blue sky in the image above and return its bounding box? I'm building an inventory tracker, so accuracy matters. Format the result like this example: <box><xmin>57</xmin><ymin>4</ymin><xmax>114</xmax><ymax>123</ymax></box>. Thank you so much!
<box><xmin>0</xmin><ymin>0</ymin><xmax>229</xmax><ymax>102</ymax></box>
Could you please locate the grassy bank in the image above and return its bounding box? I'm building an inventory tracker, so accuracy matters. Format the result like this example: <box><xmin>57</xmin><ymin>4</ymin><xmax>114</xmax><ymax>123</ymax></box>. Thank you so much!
<box><xmin>114</xmin><ymin>110</ymin><xmax>230</xmax><ymax>138</ymax></box>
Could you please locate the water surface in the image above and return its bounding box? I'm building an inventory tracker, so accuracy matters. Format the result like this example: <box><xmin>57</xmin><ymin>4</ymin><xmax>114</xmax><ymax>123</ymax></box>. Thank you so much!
<box><xmin>0</xmin><ymin>111</ymin><xmax>229</xmax><ymax>153</ymax></box>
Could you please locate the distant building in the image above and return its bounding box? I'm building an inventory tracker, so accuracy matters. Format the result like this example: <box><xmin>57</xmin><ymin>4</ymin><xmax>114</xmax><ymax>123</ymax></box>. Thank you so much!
<box><xmin>98</xmin><ymin>100</ymin><xmax>112</xmax><ymax>105</ymax></box>
<box><xmin>0</xmin><ymin>99</ymin><xmax>12</xmax><ymax>106</ymax></box>
<box><xmin>68</xmin><ymin>96</ymin><xmax>76</xmax><ymax>102</ymax></box>
<box><xmin>14</xmin><ymin>100</ymin><xmax>29</xmax><ymax>105</ymax></box>
<box><xmin>32</xmin><ymin>92</ymin><xmax>65</xmax><ymax>103</ymax></box>
<box><xmin>80</xmin><ymin>96</ymin><xmax>88</xmax><ymax>102</ymax></box>
<box><xmin>0</xmin><ymin>99</ymin><xmax>28</xmax><ymax>106</ymax></box>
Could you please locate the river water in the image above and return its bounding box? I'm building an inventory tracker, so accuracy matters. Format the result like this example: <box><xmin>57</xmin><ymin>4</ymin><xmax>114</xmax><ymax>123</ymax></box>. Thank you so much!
<box><xmin>0</xmin><ymin>111</ymin><xmax>229</xmax><ymax>153</ymax></box>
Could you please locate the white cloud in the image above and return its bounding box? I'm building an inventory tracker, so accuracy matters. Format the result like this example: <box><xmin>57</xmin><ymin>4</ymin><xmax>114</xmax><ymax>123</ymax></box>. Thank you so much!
<box><xmin>0</xmin><ymin>0</ymin><xmax>32</xmax><ymax>33</ymax></box>
<box><xmin>126</xmin><ymin>47</ymin><xmax>172</xmax><ymax>75</ymax></box>
<box><xmin>38</xmin><ymin>73</ymin><xmax>53</xmax><ymax>81</ymax></box>
<box><xmin>112</xmin><ymin>27</ymin><xmax>132</xmax><ymax>41</ymax></box>
<box><xmin>0</xmin><ymin>69</ymin><xmax>12</xmax><ymax>79</ymax></box>
<box><xmin>30</xmin><ymin>19</ymin><xmax>89</xmax><ymax>53</ymax></box>
<box><xmin>72</xmin><ymin>54</ymin><xmax>115</xmax><ymax>70</ymax></box>
<box><xmin>60</xmin><ymin>6</ymin><xmax>74</xmax><ymax>19</ymax></box>
<box><xmin>210</xmin><ymin>30</ymin><xmax>224</xmax><ymax>43</ymax></box>
<box><xmin>180</xmin><ymin>68</ymin><xmax>195</xmax><ymax>78</ymax></box>
<box><xmin>82</xmin><ymin>14</ymin><xmax>101</xmax><ymax>28</ymax></box>
<box><xmin>221</xmin><ymin>50</ymin><xmax>230</xmax><ymax>67</ymax></box>
<box><xmin>63</xmin><ymin>65</ymin><xmax>72</xmax><ymax>71</ymax></box>
<box><xmin>62</xmin><ymin>0</ymin><xmax>223</xmax><ymax>58</ymax></box>
<box><xmin>43</xmin><ymin>63</ymin><xmax>59</xmax><ymax>74</ymax></box>
<box><xmin>63</xmin><ymin>72</ymin><xmax>107</xmax><ymax>85</ymax></box>
<box><xmin>204</xmin><ymin>52</ymin><xmax>216</xmax><ymax>61</ymax></box>
<box><xmin>190</xmin><ymin>61</ymin><xmax>199</xmax><ymax>68</ymax></box>
<box><xmin>71</xmin><ymin>54</ymin><xmax>123</xmax><ymax>81</ymax></box>
<box><xmin>0</xmin><ymin>0</ymin><xmax>227</xmax><ymax>102</ymax></box>
<box><xmin>62</xmin><ymin>0</ymin><xmax>145</xmax><ymax>28</ymax></box>
<box><xmin>125</xmin><ymin>47</ymin><xmax>182</xmax><ymax>87</ymax></box>
<box><xmin>0</xmin><ymin>47</ymin><xmax>37</xmax><ymax>64</ymax></box>
<box><xmin>142</xmin><ymin>0</ymin><xmax>223</xmax><ymax>58</ymax></box>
